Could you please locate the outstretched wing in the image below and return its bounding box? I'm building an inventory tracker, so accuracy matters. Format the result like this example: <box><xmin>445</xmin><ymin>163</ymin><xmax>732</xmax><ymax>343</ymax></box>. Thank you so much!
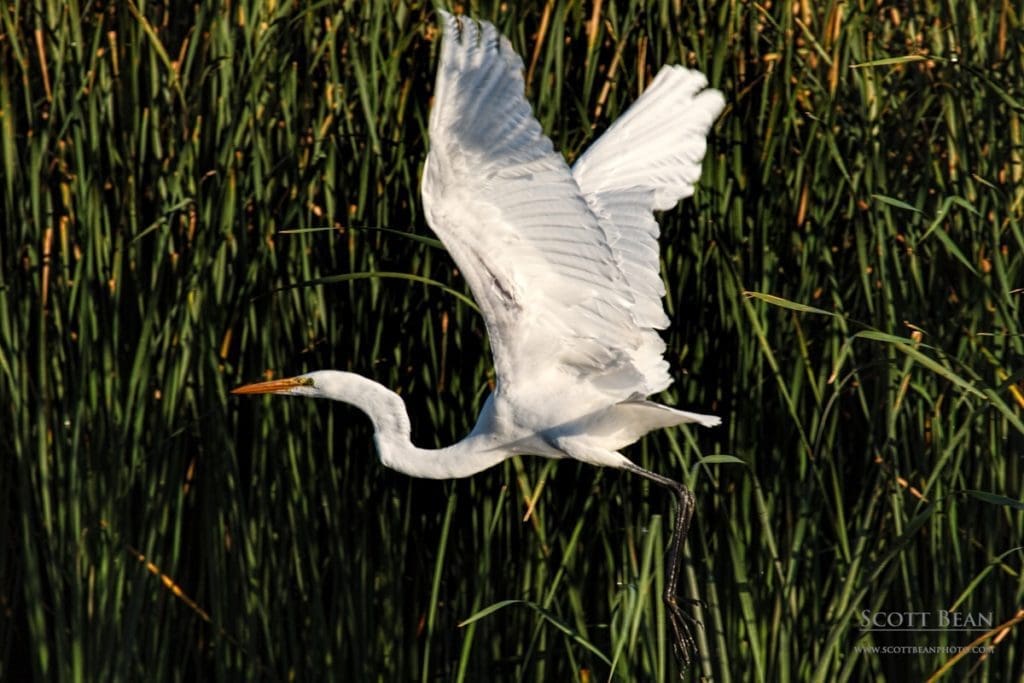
<box><xmin>571</xmin><ymin>68</ymin><xmax>725</xmax><ymax>349</ymax></box>
<box><xmin>422</xmin><ymin>12</ymin><xmax>720</xmax><ymax>405</ymax></box>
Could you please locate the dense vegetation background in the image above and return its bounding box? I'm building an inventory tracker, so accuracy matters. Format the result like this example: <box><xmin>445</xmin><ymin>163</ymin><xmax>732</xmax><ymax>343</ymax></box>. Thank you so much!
<box><xmin>2</xmin><ymin>0</ymin><xmax>1022</xmax><ymax>680</ymax></box>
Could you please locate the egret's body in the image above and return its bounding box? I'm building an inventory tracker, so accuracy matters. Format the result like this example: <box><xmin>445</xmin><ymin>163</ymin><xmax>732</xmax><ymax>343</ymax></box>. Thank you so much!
<box><xmin>234</xmin><ymin>11</ymin><xmax>724</xmax><ymax>667</ymax></box>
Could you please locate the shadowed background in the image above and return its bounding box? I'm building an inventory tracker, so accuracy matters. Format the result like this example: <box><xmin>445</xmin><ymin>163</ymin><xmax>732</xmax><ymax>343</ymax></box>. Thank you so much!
<box><xmin>1</xmin><ymin>1</ymin><xmax>1022</xmax><ymax>680</ymax></box>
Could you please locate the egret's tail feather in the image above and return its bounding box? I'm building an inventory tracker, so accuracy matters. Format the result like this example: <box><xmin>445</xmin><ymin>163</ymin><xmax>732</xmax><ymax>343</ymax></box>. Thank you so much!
<box><xmin>582</xmin><ymin>399</ymin><xmax>721</xmax><ymax>452</ymax></box>
<box><xmin>620</xmin><ymin>400</ymin><xmax>721</xmax><ymax>429</ymax></box>
<box><xmin>669</xmin><ymin>408</ymin><xmax>722</xmax><ymax>428</ymax></box>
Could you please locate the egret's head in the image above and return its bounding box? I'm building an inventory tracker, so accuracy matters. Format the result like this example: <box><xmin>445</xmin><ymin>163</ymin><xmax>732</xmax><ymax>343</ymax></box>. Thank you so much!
<box><xmin>231</xmin><ymin>371</ymin><xmax>407</xmax><ymax>435</ymax></box>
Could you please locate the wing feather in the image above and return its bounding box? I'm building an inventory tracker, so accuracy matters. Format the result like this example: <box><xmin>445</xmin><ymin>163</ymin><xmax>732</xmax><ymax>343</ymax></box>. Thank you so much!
<box><xmin>573</xmin><ymin>66</ymin><xmax>726</xmax><ymax>209</ymax></box>
<box><xmin>572</xmin><ymin>64</ymin><xmax>725</xmax><ymax>350</ymax></box>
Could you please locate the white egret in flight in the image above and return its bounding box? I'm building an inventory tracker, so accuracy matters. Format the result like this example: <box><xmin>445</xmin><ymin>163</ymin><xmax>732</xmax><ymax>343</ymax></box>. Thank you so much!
<box><xmin>234</xmin><ymin>11</ymin><xmax>724</xmax><ymax>667</ymax></box>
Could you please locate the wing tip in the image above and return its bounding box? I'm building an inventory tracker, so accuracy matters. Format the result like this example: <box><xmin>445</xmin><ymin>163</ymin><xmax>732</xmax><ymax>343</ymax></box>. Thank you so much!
<box><xmin>436</xmin><ymin>9</ymin><xmax>522</xmax><ymax>75</ymax></box>
<box><xmin>653</xmin><ymin>65</ymin><xmax>726</xmax><ymax>111</ymax></box>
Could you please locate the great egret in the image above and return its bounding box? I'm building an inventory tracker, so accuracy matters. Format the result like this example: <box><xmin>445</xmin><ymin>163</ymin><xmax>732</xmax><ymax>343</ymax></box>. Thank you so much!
<box><xmin>233</xmin><ymin>11</ymin><xmax>725</xmax><ymax>667</ymax></box>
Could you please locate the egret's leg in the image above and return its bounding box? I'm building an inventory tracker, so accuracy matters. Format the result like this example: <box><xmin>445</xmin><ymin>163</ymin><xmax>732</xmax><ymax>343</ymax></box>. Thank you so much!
<box><xmin>550</xmin><ymin>440</ymin><xmax>701</xmax><ymax>667</ymax></box>
<box><xmin>623</xmin><ymin>463</ymin><xmax>699</xmax><ymax>670</ymax></box>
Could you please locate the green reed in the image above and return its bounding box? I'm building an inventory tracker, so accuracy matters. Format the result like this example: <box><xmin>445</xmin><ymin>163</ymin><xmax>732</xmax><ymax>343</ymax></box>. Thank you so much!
<box><xmin>1</xmin><ymin>1</ymin><xmax>1021</xmax><ymax>681</ymax></box>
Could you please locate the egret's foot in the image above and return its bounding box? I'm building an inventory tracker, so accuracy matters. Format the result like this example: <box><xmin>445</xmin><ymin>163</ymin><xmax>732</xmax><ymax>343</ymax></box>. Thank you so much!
<box><xmin>664</xmin><ymin>590</ymin><xmax>700</xmax><ymax>668</ymax></box>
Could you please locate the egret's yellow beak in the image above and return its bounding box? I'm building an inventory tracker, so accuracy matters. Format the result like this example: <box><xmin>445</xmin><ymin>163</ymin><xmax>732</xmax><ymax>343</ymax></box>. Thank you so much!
<box><xmin>231</xmin><ymin>376</ymin><xmax>313</xmax><ymax>395</ymax></box>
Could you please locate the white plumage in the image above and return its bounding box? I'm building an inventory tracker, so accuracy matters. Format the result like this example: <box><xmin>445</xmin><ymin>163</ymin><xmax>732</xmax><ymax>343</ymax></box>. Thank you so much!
<box><xmin>421</xmin><ymin>12</ymin><xmax>724</xmax><ymax>456</ymax></box>
<box><xmin>234</xmin><ymin>11</ymin><xmax>725</xmax><ymax>666</ymax></box>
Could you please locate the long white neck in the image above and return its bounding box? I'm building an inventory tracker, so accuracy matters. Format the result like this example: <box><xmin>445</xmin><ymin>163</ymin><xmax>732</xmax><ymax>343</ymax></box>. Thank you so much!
<box><xmin>298</xmin><ymin>370</ymin><xmax>511</xmax><ymax>479</ymax></box>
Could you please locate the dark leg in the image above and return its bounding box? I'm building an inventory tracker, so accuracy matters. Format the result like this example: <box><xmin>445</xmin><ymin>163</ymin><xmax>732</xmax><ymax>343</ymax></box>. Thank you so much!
<box><xmin>623</xmin><ymin>462</ymin><xmax>699</xmax><ymax>670</ymax></box>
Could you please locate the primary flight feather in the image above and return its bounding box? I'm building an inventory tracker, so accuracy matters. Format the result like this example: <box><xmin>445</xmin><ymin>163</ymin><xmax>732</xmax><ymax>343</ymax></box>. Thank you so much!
<box><xmin>234</xmin><ymin>11</ymin><xmax>725</xmax><ymax>668</ymax></box>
